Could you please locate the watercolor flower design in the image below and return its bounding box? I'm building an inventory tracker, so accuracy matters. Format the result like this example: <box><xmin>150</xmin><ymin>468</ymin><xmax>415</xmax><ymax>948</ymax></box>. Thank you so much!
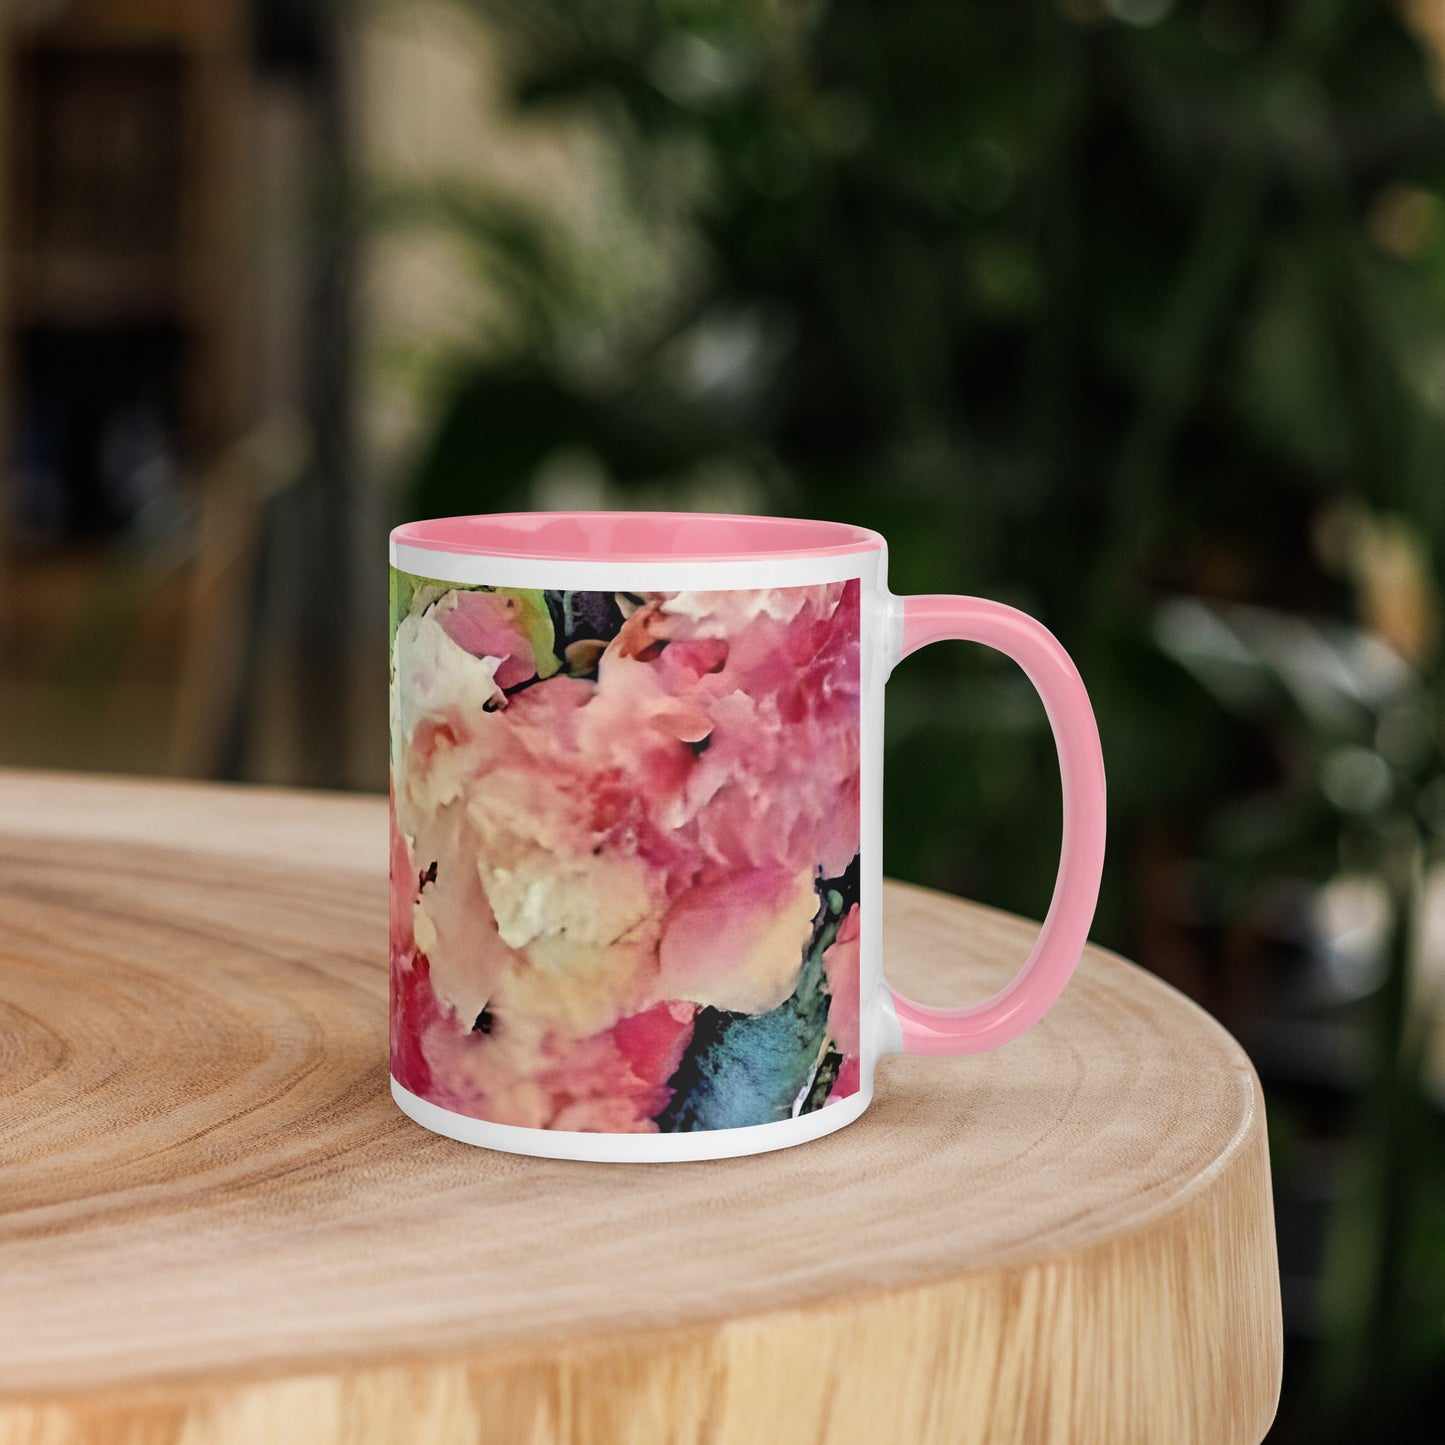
<box><xmin>389</xmin><ymin>571</ymin><xmax>862</xmax><ymax>1133</ymax></box>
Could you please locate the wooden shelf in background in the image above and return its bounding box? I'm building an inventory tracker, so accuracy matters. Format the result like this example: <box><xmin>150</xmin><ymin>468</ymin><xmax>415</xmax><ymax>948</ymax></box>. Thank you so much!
<box><xmin>5</xmin><ymin>250</ymin><xmax>183</xmax><ymax>325</ymax></box>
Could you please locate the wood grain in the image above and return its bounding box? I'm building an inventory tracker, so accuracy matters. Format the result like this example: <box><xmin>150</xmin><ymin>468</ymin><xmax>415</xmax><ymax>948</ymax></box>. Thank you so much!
<box><xmin>0</xmin><ymin>771</ymin><xmax>1282</xmax><ymax>1445</ymax></box>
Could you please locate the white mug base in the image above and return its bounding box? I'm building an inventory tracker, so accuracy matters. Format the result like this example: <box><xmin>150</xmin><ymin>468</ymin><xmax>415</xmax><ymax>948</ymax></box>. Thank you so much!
<box><xmin>390</xmin><ymin>1076</ymin><xmax>871</xmax><ymax>1162</ymax></box>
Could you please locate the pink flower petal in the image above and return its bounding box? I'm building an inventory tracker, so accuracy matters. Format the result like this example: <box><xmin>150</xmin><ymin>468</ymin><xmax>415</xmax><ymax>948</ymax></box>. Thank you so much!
<box><xmin>439</xmin><ymin>590</ymin><xmax>540</xmax><ymax>690</ymax></box>
<box><xmin>658</xmin><ymin>867</ymin><xmax>819</xmax><ymax>1014</ymax></box>
<box><xmin>612</xmin><ymin>1000</ymin><xmax>697</xmax><ymax>1090</ymax></box>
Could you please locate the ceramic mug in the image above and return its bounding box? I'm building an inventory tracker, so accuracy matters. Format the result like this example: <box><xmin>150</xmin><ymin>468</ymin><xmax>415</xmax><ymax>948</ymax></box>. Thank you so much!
<box><xmin>389</xmin><ymin>512</ymin><xmax>1106</xmax><ymax>1161</ymax></box>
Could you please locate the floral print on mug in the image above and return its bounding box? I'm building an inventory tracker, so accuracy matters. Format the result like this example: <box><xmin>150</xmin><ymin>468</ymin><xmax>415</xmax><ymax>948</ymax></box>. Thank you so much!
<box><xmin>389</xmin><ymin>571</ymin><xmax>862</xmax><ymax>1134</ymax></box>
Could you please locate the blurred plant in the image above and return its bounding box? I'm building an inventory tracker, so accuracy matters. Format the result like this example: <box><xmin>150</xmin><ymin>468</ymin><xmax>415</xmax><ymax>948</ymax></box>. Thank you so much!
<box><xmin>1156</xmin><ymin>508</ymin><xmax>1445</xmax><ymax>1437</ymax></box>
<box><xmin>380</xmin><ymin>0</ymin><xmax>1445</xmax><ymax>1434</ymax></box>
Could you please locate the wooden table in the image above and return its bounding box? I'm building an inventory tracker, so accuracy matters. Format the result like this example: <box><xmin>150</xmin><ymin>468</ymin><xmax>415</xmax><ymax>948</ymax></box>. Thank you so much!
<box><xmin>0</xmin><ymin>773</ymin><xmax>1282</xmax><ymax>1445</ymax></box>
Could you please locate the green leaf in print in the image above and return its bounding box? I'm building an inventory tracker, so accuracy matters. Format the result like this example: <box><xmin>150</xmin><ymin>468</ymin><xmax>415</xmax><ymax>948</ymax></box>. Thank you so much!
<box><xmin>496</xmin><ymin>588</ymin><xmax>560</xmax><ymax>679</ymax></box>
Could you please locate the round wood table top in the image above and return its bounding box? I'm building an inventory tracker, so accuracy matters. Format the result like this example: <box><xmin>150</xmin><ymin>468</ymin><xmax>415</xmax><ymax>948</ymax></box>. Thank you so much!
<box><xmin>0</xmin><ymin>772</ymin><xmax>1281</xmax><ymax>1445</ymax></box>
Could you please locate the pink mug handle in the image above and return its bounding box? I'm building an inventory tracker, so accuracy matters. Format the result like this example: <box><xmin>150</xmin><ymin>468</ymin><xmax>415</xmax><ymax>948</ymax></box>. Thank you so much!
<box><xmin>888</xmin><ymin>596</ymin><xmax>1107</xmax><ymax>1055</ymax></box>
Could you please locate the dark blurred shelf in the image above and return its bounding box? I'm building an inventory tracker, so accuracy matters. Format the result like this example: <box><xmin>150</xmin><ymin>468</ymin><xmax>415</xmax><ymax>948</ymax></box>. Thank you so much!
<box><xmin>5</xmin><ymin>0</ymin><xmax>238</xmax><ymax>48</ymax></box>
<box><xmin>0</xmin><ymin>0</ymin><xmax>250</xmax><ymax>551</ymax></box>
<box><xmin>5</xmin><ymin>251</ymin><xmax>188</xmax><ymax>325</ymax></box>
